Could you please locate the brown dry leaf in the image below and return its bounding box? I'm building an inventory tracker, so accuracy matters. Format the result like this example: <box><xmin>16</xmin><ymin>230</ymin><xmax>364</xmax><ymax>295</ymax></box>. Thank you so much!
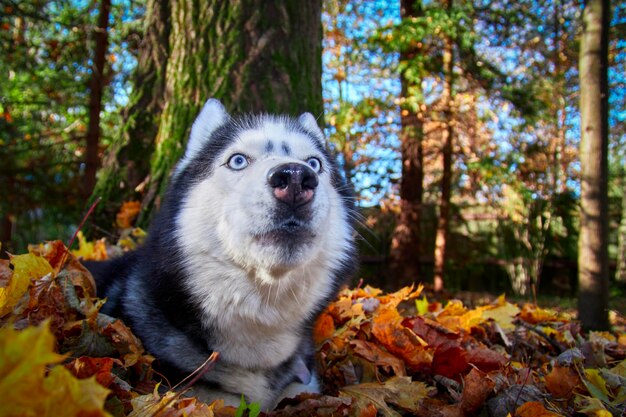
<box><xmin>66</xmin><ymin>356</ymin><xmax>118</xmax><ymax>387</ymax></box>
<box><xmin>340</xmin><ymin>376</ymin><xmax>431</xmax><ymax>417</ymax></box>
<box><xmin>0</xmin><ymin>259</ymin><xmax>12</xmax><ymax>288</ymax></box>
<box><xmin>458</xmin><ymin>368</ymin><xmax>496</xmax><ymax>415</ymax></box>
<box><xmin>28</xmin><ymin>240</ymin><xmax>68</xmax><ymax>272</ymax></box>
<box><xmin>272</xmin><ymin>393</ymin><xmax>353</xmax><ymax>416</ymax></box>
<box><xmin>465</xmin><ymin>347</ymin><xmax>507</xmax><ymax>373</ymax></box>
<box><xmin>372</xmin><ymin>305</ymin><xmax>433</xmax><ymax>371</ymax></box>
<box><xmin>544</xmin><ymin>364</ymin><xmax>580</xmax><ymax>399</ymax></box>
<box><xmin>515</xmin><ymin>401</ymin><xmax>565</xmax><ymax>417</ymax></box>
<box><xmin>130</xmin><ymin>388</ymin><xmax>216</xmax><ymax>417</ymax></box>
<box><xmin>102</xmin><ymin>319</ymin><xmax>146</xmax><ymax>366</ymax></box>
<box><xmin>350</xmin><ymin>339</ymin><xmax>407</xmax><ymax>376</ymax></box>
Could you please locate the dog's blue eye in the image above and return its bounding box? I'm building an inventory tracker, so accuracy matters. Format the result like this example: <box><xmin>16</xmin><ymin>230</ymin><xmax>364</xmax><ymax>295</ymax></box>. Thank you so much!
<box><xmin>227</xmin><ymin>154</ymin><xmax>249</xmax><ymax>170</ymax></box>
<box><xmin>307</xmin><ymin>157</ymin><xmax>322</xmax><ymax>172</ymax></box>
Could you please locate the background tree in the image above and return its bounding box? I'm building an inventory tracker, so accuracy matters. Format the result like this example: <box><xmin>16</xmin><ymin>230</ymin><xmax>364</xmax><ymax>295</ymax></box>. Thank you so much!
<box><xmin>388</xmin><ymin>0</ymin><xmax>425</xmax><ymax>285</ymax></box>
<box><xmin>92</xmin><ymin>0</ymin><xmax>324</xmax><ymax>229</ymax></box>
<box><xmin>0</xmin><ymin>0</ymin><xmax>128</xmax><ymax>252</ymax></box>
<box><xmin>578</xmin><ymin>0</ymin><xmax>610</xmax><ymax>330</ymax></box>
<box><xmin>84</xmin><ymin>0</ymin><xmax>112</xmax><ymax>198</ymax></box>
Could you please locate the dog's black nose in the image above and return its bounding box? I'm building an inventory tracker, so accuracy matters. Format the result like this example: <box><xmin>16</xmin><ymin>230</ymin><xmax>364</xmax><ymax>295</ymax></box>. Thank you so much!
<box><xmin>268</xmin><ymin>163</ymin><xmax>318</xmax><ymax>206</ymax></box>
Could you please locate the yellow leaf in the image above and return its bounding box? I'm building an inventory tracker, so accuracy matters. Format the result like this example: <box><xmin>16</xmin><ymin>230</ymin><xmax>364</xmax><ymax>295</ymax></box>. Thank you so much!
<box><xmin>611</xmin><ymin>359</ymin><xmax>626</xmax><ymax>377</ymax></box>
<box><xmin>0</xmin><ymin>323</ymin><xmax>111</xmax><ymax>417</ymax></box>
<box><xmin>0</xmin><ymin>253</ymin><xmax>53</xmax><ymax>316</ymax></box>
<box><xmin>72</xmin><ymin>231</ymin><xmax>108</xmax><ymax>261</ymax></box>
<box><xmin>575</xmin><ymin>395</ymin><xmax>612</xmax><ymax>417</ymax></box>
<box><xmin>340</xmin><ymin>376</ymin><xmax>431</xmax><ymax>417</ymax></box>
<box><xmin>415</xmin><ymin>296</ymin><xmax>429</xmax><ymax>315</ymax></box>
<box><xmin>584</xmin><ymin>369</ymin><xmax>610</xmax><ymax>399</ymax></box>
<box><xmin>482</xmin><ymin>302</ymin><xmax>520</xmax><ymax>331</ymax></box>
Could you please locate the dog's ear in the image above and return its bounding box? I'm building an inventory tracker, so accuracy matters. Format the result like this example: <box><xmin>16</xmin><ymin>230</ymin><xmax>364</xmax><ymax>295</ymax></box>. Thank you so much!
<box><xmin>298</xmin><ymin>112</ymin><xmax>325</xmax><ymax>145</ymax></box>
<box><xmin>187</xmin><ymin>98</ymin><xmax>229</xmax><ymax>153</ymax></box>
<box><xmin>176</xmin><ymin>99</ymin><xmax>229</xmax><ymax>175</ymax></box>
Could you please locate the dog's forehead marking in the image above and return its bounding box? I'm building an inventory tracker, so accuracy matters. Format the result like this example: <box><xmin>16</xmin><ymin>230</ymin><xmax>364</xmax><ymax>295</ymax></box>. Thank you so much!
<box><xmin>235</xmin><ymin>119</ymin><xmax>316</xmax><ymax>157</ymax></box>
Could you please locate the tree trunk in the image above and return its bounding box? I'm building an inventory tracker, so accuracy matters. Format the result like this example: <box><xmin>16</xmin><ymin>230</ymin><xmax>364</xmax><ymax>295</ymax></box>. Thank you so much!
<box><xmin>84</xmin><ymin>0</ymin><xmax>111</xmax><ymax>198</ymax></box>
<box><xmin>578</xmin><ymin>0</ymin><xmax>610</xmax><ymax>331</ymax></box>
<box><xmin>617</xmin><ymin>173</ymin><xmax>626</xmax><ymax>283</ymax></box>
<box><xmin>433</xmin><ymin>0</ymin><xmax>454</xmax><ymax>293</ymax></box>
<box><xmin>91</xmin><ymin>0</ymin><xmax>323</xmax><ymax>230</ymax></box>
<box><xmin>90</xmin><ymin>0</ymin><xmax>171</xmax><ymax>229</ymax></box>
<box><xmin>389</xmin><ymin>0</ymin><xmax>425</xmax><ymax>285</ymax></box>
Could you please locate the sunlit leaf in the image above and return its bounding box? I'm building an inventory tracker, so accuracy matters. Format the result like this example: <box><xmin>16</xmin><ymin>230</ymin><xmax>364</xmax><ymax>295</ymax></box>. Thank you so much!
<box><xmin>0</xmin><ymin>252</ymin><xmax>54</xmax><ymax>316</ymax></box>
<box><xmin>0</xmin><ymin>323</ymin><xmax>110</xmax><ymax>417</ymax></box>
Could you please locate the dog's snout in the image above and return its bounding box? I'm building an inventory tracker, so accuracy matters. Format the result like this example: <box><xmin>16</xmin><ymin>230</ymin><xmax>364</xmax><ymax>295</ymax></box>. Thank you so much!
<box><xmin>268</xmin><ymin>163</ymin><xmax>318</xmax><ymax>206</ymax></box>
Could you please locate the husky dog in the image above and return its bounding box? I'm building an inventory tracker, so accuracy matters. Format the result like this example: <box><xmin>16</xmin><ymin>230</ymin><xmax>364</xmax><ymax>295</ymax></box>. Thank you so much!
<box><xmin>89</xmin><ymin>99</ymin><xmax>357</xmax><ymax>408</ymax></box>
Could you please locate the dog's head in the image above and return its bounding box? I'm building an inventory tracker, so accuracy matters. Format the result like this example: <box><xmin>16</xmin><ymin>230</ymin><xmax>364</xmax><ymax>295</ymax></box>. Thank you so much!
<box><xmin>168</xmin><ymin>99</ymin><xmax>354</xmax><ymax>281</ymax></box>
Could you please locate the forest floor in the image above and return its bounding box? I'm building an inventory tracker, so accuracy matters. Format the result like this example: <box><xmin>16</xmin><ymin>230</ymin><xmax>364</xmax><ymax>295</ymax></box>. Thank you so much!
<box><xmin>1</xmin><ymin>239</ymin><xmax>625</xmax><ymax>417</ymax></box>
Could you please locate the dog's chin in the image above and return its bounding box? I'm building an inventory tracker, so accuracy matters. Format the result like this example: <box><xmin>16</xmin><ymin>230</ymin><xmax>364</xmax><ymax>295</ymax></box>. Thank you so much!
<box><xmin>250</xmin><ymin>220</ymin><xmax>319</xmax><ymax>269</ymax></box>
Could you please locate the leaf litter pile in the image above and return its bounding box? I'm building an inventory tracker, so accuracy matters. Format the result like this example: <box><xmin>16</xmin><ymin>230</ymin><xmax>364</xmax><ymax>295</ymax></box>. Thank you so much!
<box><xmin>1</xmin><ymin>238</ymin><xmax>625</xmax><ymax>416</ymax></box>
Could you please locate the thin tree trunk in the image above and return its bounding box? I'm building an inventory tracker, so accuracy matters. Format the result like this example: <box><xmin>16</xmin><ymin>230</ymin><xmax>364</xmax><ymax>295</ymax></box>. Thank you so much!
<box><xmin>433</xmin><ymin>0</ymin><xmax>454</xmax><ymax>292</ymax></box>
<box><xmin>84</xmin><ymin>0</ymin><xmax>111</xmax><ymax>198</ymax></box>
<box><xmin>0</xmin><ymin>213</ymin><xmax>12</xmax><ymax>256</ymax></box>
<box><xmin>553</xmin><ymin>0</ymin><xmax>567</xmax><ymax>194</ymax></box>
<box><xmin>578</xmin><ymin>0</ymin><xmax>610</xmax><ymax>331</ymax></box>
<box><xmin>389</xmin><ymin>0</ymin><xmax>425</xmax><ymax>284</ymax></box>
<box><xmin>615</xmin><ymin>171</ymin><xmax>626</xmax><ymax>283</ymax></box>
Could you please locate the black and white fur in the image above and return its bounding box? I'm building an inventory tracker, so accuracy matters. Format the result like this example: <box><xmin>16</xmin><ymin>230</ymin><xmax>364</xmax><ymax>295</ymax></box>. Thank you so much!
<box><xmin>89</xmin><ymin>99</ymin><xmax>357</xmax><ymax>408</ymax></box>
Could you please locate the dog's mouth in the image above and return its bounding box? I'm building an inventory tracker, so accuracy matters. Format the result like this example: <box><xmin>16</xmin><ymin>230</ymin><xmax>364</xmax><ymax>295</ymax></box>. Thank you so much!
<box><xmin>254</xmin><ymin>217</ymin><xmax>316</xmax><ymax>245</ymax></box>
<box><xmin>279</xmin><ymin>218</ymin><xmax>307</xmax><ymax>232</ymax></box>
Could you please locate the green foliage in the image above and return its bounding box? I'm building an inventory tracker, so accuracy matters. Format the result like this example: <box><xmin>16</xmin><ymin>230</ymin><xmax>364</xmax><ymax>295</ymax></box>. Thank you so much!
<box><xmin>235</xmin><ymin>395</ymin><xmax>261</xmax><ymax>417</ymax></box>
<box><xmin>0</xmin><ymin>0</ymin><xmax>140</xmax><ymax>251</ymax></box>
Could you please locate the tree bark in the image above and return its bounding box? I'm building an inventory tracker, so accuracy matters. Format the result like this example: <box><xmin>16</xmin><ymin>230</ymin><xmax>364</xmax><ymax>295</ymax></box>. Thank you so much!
<box><xmin>389</xmin><ymin>0</ymin><xmax>425</xmax><ymax>284</ymax></box>
<box><xmin>83</xmin><ymin>0</ymin><xmax>111</xmax><ymax>198</ymax></box>
<box><xmin>433</xmin><ymin>0</ymin><xmax>454</xmax><ymax>292</ymax></box>
<box><xmin>90</xmin><ymin>0</ymin><xmax>171</xmax><ymax>229</ymax></box>
<box><xmin>617</xmin><ymin>174</ymin><xmax>626</xmax><ymax>283</ymax></box>
<box><xmin>578</xmin><ymin>0</ymin><xmax>610</xmax><ymax>330</ymax></box>
<box><xmin>91</xmin><ymin>0</ymin><xmax>323</xmax><ymax>229</ymax></box>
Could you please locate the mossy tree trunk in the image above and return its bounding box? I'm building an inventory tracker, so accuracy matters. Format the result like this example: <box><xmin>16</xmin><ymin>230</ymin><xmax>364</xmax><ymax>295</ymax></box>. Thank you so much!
<box><xmin>91</xmin><ymin>0</ymin><xmax>323</xmax><ymax>230</ymax></box>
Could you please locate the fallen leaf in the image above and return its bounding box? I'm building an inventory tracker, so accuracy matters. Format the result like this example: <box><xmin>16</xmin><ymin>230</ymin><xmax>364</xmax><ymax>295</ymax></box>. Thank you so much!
<box><xmin>544</xmin><ymin>365</ymin><xmax>580</xmax><ymax>399</ymax></box>
<box><xmin>340</xmin><ymin>376</ymin><xmax>431</xmax><ymax>417</ymax></box>
<box><xmin>0</xmin><ymin>322</ymin><xmax>111</xmax><ymax>417</ymax></box>
<box><xmin>515</xmin><ymin>401</ymin><xmax>565</xmax><ymax>417</ymax></box>
<box><xmin>0</xmin><ymin>252</ymin><xmax>54</xmax><ymax>316</ymax></box>
<box><xmin>0</xmin><ymin>259</ymin><xmax>11</xmax><ymax>288</ymax></box>
<box><xmin>350</xmin><ymin>339</ymin><xmax>407</xmax><ymax>376</ymax></box>
<box><xmin>313</xmin><ymin>312</ymin><xmax>336</xmax><ymax>344</ymax></box>
<box><xmin>372</xmin><ymin>306</ymin><xmax>433</xmax><ymax>371</ymax></box>
<box><xmin>116</xmin><ymin>201</ymin><xmax>142</xmax><ymax>229</ymax></box>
